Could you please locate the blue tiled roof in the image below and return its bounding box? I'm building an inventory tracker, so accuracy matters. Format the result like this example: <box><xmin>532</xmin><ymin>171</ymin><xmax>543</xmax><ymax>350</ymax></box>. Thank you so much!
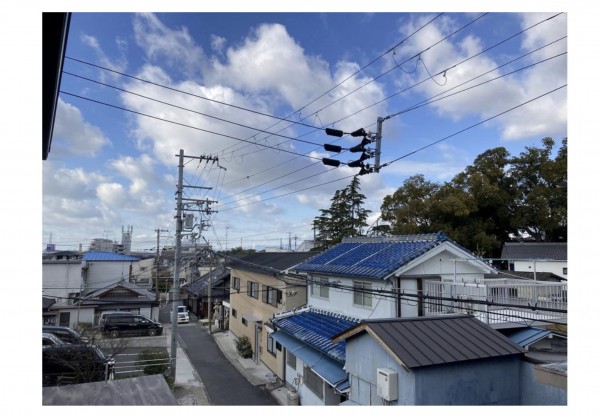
<box><xmin>83</xmin><ymin>251</ymin><xmax>140</xmax><ymax>262</ymax></box>
<box><xmin>294</xmin><ymin>232</ymin><xmax>451</xmax><ymax>279</ymax></box>
<box><xmin>273</xmin><ymin>308</ymin><xmax>360</xmax><ymax>362</ymax></box>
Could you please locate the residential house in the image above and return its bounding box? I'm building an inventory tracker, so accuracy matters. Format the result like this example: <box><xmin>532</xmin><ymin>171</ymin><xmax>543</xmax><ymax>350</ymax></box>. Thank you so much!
<box><xmin>332</xmin><ymin>315</ymin><xmax>525</xmax><ymax>405</ymax></box>
<box><xmin>293</xmin><ymin>233</ymin><xmax>497</xmax><ymax>321</ymax></box>
<box><xmin>81</xmin><ymin>251</ymin><xmax>141</xmax><ymax>291</ymax></box>
<box><xmin>42</xmin><ymin>251</ymin><xmax>83</xmax><ymax>305</ymax></box>
<box><xmin>182</xmin><ymin>264</ymin><xmax>230</xmax><ymax>325</ymax></box>
<box><xmin>501</xmin><ymin>242</ymin><xmax>567</xmax><ymax>280</ymax></box>
<box><xmin>271</xmin><ymin>307</ymin><xmax>360</xmax><ymax>405</ymax></box>
<box><xmin>501</xmin><ymin>326</ymin><xmax>567</xmax><ymax>405</ymax></box>
<box><xmin>129</xmin><ymin>257</ymin><xmax>156</xmax><ymax>290</ymax></box>
<box><xmin>226</xmin><ymin>252</ymin><xmax>316</xmax><ymax>377</ymax></box>
<box><xmin>293</xmin><ymin>233</ymin><xmax>567</xmax><ymax>329</ymax></box>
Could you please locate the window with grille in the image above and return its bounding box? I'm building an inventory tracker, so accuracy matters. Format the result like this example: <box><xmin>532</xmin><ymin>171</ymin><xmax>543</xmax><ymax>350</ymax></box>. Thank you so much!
<box><xmin>247</xmin><ymin>281</ymin><xmax>259</xmax><ymax>298</ymax></box>
<box><xmin>311</xmin><ymin>277</ymin><xmax>329</xmax><ymax>299</ymax></box>
<box><xmin>267</xmin><ymin>334</ymin><xmax>276</xmax><ymax>356</ymax></box>
<box><xmin>353</xmin><ymin>281</ymin><xmax>373</xmax><ymax>307</ymax></box>
<box><xmin>262</xmin><ymin>286</ymin><xmax>282</xmax><ymax>306</ymax></box>
<box><xmin>287</xmin><ymin>352</ymin><xmax>296</xmax><ymax>370</ymax></box>
<box><xmin>304</xmin><ymin>366</ymin><xmax>323</xmax><ymax>399</ymax></box>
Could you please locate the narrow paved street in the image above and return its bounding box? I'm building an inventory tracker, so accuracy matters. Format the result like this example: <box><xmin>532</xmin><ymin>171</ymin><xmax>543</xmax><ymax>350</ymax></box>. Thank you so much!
<box><xmin>160</xmin><ymin>302</ymin><xmax>277</xmax><ymax>405</ymax></box>
<box><xmin>177</xmin><ymin>325</ymin><xmax>278</xmax><ymax>405</ymax></box>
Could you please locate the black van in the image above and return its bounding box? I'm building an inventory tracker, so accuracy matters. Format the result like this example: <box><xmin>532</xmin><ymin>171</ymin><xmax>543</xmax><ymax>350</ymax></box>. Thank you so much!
<box><xmin>100</xmin><ymin>314</ymin><xmax>163</xmax><ymax>338</ymax></box>
<box><xmin>43</xmin><ymin>343</ymin><xmax>114</xmax><ymax>386</ymax></box>
<box><xmin>42</xmin><ymin>325</ymin><xmax>88</xmax><ymax>344</ymax></box>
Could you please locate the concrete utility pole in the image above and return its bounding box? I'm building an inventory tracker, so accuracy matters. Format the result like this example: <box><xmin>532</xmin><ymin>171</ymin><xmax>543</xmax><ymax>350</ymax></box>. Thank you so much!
<box><xmin>170</xmin><ymin>149</ymin><xmax>184</xmax><ymax>380</ymax></box>
<box><xmin>170</xmin><ymin>150</ymin><xmax>223</xmax><ymax>381</ymax></box>
<box><xmin>155</xmin><ymin>228</ymin><xmax>168</xmax><ymax>302</ymax></box>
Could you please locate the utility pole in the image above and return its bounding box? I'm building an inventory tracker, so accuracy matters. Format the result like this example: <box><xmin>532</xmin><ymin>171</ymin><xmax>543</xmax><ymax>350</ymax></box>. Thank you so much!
<box><xmin>155</xmin><ymin>228</ymin><xmax>168</xmax><ymax>302</ymax></box>
<box><xmin>170</xmin><ymin>150</ymin><xmax>223</xmax><ymax>380</ymax></box>
<box><xmin>208</xmin><ymin>258</ymin><xmax>213</xmax><ymax>334</ymax></box>
<box><xmin>170</xmin><ymin>149</ymin><xmax>184</xmax><ymax>380</ymax></box>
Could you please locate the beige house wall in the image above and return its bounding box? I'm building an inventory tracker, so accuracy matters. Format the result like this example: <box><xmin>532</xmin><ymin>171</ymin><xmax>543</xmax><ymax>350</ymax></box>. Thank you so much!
<box><xmin>228</xmin><ymin>267</ymin><xmax>307</xmax><ymax>376</ymax></box>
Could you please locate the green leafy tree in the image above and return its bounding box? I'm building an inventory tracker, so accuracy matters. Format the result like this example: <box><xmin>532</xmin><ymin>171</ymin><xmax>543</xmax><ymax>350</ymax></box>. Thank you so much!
<box><xmin>380</xmin><ymin>174</ymin><xmax>440</xmax><ymax>235</ymax></box>
<box><xmin>509</xmin><ymin>137</ymin><xmax>567</xmax><ymax>241</ymax></box>
<box><xmin>313</xmin><ymin>176</ymin><xmax>371</xmax><ymax>250</ymax></box>
<box><xmin>378</xmin><ymin>139</ymin><xmax>567</xmax><ymax>258</ymax></box>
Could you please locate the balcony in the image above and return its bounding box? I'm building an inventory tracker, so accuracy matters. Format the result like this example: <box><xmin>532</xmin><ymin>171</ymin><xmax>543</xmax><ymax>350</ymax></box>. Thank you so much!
<box><xmin>423</xmin><ymin>279</ymin><xmax>567</xmax><ymax>329</ymax></box>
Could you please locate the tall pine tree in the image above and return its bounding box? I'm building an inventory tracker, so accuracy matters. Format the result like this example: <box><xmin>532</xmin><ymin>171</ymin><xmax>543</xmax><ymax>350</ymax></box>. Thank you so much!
<box><xmin>313</xmin><ymin>176</ymin><xmax>371</xmax><ymax>250</ymax></box>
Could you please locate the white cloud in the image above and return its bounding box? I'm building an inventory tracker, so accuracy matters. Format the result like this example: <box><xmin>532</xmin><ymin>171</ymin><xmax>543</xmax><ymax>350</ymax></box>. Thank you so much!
<box><xmin>211</xmin><ymin>34</ymin><xmax>226</xmax><ymax>53</ymax></box>
<box><xmin>52</xmin><ymin>98</ymin><xmax>111</xmax><ymax>157</ymax></box>
<box><xmin>391</xmin><ymin>13</ymin><xmax>567</xmax><ymax>142</ymax></box>
<box><xmin>133</xmin><ymin>13</ymin><xmax>206</xmax><ymax>78</ymax></box>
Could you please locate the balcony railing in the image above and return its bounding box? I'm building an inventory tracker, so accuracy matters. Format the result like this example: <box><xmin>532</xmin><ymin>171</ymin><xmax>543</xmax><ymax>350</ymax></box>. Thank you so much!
<box><xmin>423</xmin><ymin>279</ymin><xmax>567</xmax><ymax>328</ymax></box>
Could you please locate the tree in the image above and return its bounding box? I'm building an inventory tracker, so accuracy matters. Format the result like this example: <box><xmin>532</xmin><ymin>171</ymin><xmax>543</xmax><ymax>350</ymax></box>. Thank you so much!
<box><xmin>509</xmin><ymin>137</ymin><xmax>567</xmax><ymax>241</ymax></box>
<box><xmin>313</xmin><ymin>176</ymin><xmax>371</xmax><ymax>250</ymax></box>
<box><xmin>378</xmin><ymin>139</ymin><xmax>567</xmax><ymax>258</ymax></box>
<box><xmin>380</xmin><ymin>174</ymin><xmax>439</xmax><ymax>235</ymax></box>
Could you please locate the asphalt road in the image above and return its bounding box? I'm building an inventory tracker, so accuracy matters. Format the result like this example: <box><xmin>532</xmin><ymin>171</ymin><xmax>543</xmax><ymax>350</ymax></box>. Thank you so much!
<box><xmin>177</xmin><ymin>325</ymin><xmax>278</xmax><ymax>405</ymax></box>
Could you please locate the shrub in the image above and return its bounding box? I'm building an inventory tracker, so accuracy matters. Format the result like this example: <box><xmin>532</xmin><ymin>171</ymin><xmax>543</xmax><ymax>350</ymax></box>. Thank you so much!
<box><xmin>137</xmin><ymin>348</ymin><xmax>171</xmax><ymax>376</ymax></box>
<box><xmin>235</xmin><ymin>335</ymin><xmax>253</xmax><ymax>358</ymax></box>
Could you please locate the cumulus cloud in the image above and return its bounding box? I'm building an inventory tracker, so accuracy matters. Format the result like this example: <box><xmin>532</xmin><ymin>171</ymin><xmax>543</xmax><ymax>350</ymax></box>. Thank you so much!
<box><xmin>52</xmin><ymin>99</ymin><xmax>111</xmax><ymax>157</ymax></box>
<box><xmin>391</xmin><ymin>13</ymin><xmax>567</xmax><ymax>142</ymax></box>
<box><xmin>133</xmin><ymin>13</ymin><xmax>206</xmax><ymax>79</ymax></box>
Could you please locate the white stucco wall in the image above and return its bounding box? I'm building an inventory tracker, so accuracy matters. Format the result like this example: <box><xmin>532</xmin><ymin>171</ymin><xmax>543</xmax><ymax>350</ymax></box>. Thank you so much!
<box><xmin>513</xmin><ymin>260</ymin><xmax>567</xmax><ymax>280</ymax></box>
<box><xmin>42</xmin><ymin>261</ymin><xmax>83</xmax><ymax>301</ymax></box>
<box><xmin>85</xmin><ymin>260</ymin><xmax>137</xmax><ymax>290</ymax></box>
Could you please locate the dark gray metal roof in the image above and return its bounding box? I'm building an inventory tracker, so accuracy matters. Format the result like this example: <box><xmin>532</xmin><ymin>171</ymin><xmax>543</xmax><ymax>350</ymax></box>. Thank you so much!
<box><xmin>42</xmin><ymin>374</ymin><xmax>177</xmax><ymax>405</ymax></box>
<box><xmin>333</xmin><ymin>315</ymin><xmax>525</xmax><ymax>369</ymax></box>
<box><xmin>228</xmin><ymin>252</ymin><xmax>318</xmax><ymax>273</ymax></box>
<box><xmin>485</xmin><ymin>271</ymin><xmax>566</xmax><ymax>282</ymax></box>
<box><xmin>184</xmin><ymin>265</ymin><xmax>230</xmax><ymax>297</ymax></box>
<box><xmin>501</xmin><ymin>242</ymin><xmax>567</xmax><ymax>261</ymax></box>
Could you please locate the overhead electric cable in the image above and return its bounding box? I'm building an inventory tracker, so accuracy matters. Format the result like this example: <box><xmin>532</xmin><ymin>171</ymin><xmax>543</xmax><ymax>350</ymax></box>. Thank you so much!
<box><xmin>59</xmin><ymin>91</ymin><xmax>324</xmax><ymax>161</ymax></box>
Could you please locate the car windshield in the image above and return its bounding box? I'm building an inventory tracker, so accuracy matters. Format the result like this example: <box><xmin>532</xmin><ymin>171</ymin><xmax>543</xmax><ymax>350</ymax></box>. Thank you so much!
<box><xmin>92</xmin><ymin>346</ymin><xmax>107</xmax><ymax>360</ymax></box>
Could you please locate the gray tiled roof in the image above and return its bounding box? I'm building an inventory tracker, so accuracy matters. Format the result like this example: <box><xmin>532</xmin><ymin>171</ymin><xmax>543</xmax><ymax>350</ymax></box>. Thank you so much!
<box><xmin>333</xmin><ymin>315</ymin><xmax>525</xmax><ymax>369</ymax></box>
<box><xmin>42</xmin><ymin>374</ymin><xmax>177</xmax><ymax>405</ymax></box>
<box><xmin>501</xmin><ymin>242</ymin><xmax>567</xmax><ymax>261</ymax></box>
<box><xmin>184</xmin><ymin>265</ymin><xmax>229</xmax><ymax>297</ymax></box>
<box><xmin>228</xmin><ymin>252</ymin><xmax>319</xmax><ymax>273</ymax></box>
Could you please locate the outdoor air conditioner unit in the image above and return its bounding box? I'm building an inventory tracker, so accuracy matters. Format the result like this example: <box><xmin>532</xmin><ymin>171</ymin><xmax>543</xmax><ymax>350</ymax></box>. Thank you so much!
<box><xmin>377</xmin><ymin>368</ymin><xmax>398</xmax><ymax>401</ymax></box>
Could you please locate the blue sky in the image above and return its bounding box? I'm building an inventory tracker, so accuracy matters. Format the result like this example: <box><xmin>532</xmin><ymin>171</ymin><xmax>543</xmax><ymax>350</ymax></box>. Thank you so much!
<box><xmin>40</xmin><ymin>10</ymin><xmax>569</xmax><ymax>253</ymax></box>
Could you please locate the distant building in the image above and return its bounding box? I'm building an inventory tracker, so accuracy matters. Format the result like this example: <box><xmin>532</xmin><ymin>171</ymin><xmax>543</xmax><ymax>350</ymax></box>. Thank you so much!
<box><xmin>501</xmin><ymin>242</ymin><xmax>567</xmax><ymax>280</ymax></box>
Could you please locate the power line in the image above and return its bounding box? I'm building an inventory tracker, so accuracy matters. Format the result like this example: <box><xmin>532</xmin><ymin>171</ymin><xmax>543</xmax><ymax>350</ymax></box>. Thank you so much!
<box><xmin>380</xmin><ymin>84</ymin><xmax>567</xmax><ymax>169</ymax></box>
<box><xmin>59</xmin><ymin>90</ymin><xmax>324</xmax><ymax>161</ymax></box>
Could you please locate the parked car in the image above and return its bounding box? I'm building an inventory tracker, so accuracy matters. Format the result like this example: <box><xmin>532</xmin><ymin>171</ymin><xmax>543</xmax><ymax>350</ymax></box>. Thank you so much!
<box><xmin>42</xmin><ymin>343</ymin><xmax>114</xmax><ymax>386</ymax></box>
<box><xmin>42</xmin><ymin>332</ymin><xmax>65</xmax><ymax>346</ymax></box>
<box><xmin>100</xmin><ymin>313</ymin><xmax>163</xmax><ymax>338</ymax></box>
<box><xmin>171</xmin><ymin>305</ymin><xmax>190</xmax><ymax>324</ymax></box>
<box><xmin>43</xmin><ymin>325</ymin><xmax>89</xmax><ymax>344</ymax></box>
<box><xmin>98</xmin><ymin>311</ymin><xmax>134</xmax><ymax>328</ymax></box>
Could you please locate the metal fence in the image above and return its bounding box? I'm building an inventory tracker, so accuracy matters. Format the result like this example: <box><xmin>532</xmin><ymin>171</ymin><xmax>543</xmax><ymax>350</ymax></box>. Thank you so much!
<box><xmin>423</xmin><ymin>280</ymin><xmax>567</xmax><ymax>326</ymax></box>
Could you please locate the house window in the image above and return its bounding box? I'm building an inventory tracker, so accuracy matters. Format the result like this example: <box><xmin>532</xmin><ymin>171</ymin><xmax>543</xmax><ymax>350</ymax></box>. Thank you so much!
<box><xmin>262</xmin><ymin>286</ymin><xmax>282</xmax><ymax>307</ymax></box>
<box><xmin>304</xmin><ymin>366</ymin><xmax>324</xmax><ymax>399</ymax></box>
<box><xmin>276</xmin><ymin>342</ymin><xmax>282</xmax><ymax>351</ymax></box>
<box><xmin>247</xmin><ymin>281</ymin><xmax>259</xmax><ymax>299</ymax></box>
<box><xmin>242</xmin><ymin>317</ymin><xmax>248</xmax><ymax>326</ymax></box>
<box><xmin>231</xmin><ymin>308</ymin><xmax>237</xmax><ymax>318</ymax></box>
<box><xmin>287</xmin><ymin>352</ymin><xmax>296</xmax><ymax>370</ymax></box>
<box><xmin>232</xmin><ymin>277</ymin><xmax>240</xmax><ymax>291</ymax></box>
<box><xmin>563</xmin><ymin>267</ymin><xmax>567</xmax><ymax>275</ymax></box>
<box><xmin>267</xmin><ymin>334</ymin><xmax>276</xmax><ymax>357</ymax></box>
<box><xmin>353</xmin><ymin>281</ymin><xmax>373</xmax><ymax>307</ymax></box>
<box><xmin>311</xmin><ymin>277</ymin><xmax>329</xmax><ymax>299</ymax></box>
